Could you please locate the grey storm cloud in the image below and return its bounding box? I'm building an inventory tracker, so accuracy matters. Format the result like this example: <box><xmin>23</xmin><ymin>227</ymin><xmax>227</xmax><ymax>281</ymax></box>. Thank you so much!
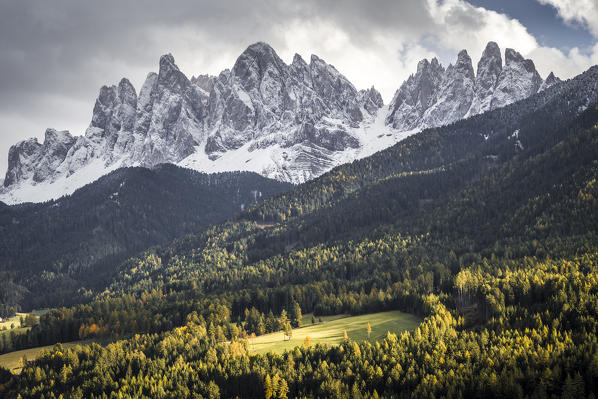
<box><xmin>0</xmin><ymin>0</ymin><xmax>440</xmax><ymax>106</ymax></box>
<box><xmin>0</xmin><ymin>0</ymin><xmax>431</xmax><ymax>98</ymax></box>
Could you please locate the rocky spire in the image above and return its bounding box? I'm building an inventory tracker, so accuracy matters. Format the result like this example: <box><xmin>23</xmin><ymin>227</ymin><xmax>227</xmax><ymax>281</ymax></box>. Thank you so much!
<box><xmin>539</xmin><ymin>71</ymin><xmax>562</xmax><ymax>92</ymax></box>
<box><xmin>32</xmin><ymin>129</ymin><xmax>76</xmax><ymax>182</ymax></box>
<box><xmin>4</xmin><ymin>138</ymin><xmax>43</xmax><ymax>186</ymax></box>
<box><xmin>134</xmin><ymin>73</ymin><xmax>158</xmax><ymax>136</ymax></box>
<box><xmin>157</xmin><ymin>53</ymin><xmax>190</xmax><ymax>92</ymax></box>
<box><xmin>421</xmin><ymin>50</ymin><xmax>475</xmax><ymax>127</ymax></box>
<box><xmin>358</xmin><ymin>87</ymin><xmax>384</xmax><ymax>115</ymax></box>
<box><xmin>466</xmin><ymin>41</ymin><xmax>502</xmax><ymax>116</ymax></box>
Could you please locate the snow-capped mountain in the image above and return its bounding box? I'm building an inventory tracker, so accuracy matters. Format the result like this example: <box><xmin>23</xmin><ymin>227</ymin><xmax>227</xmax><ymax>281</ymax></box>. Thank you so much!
<box><xmin>1</xmin><ymin>41</ymin><xmax>559</xmax><ymax>204</ymax></box>
<box><xmin>386</xmin><ymin>42</ymin><xmax>559</xmax><ymax>130</ymax></box>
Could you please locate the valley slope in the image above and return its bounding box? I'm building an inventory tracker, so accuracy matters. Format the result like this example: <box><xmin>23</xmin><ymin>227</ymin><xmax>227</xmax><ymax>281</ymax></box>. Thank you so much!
<box><xmin>0</xmin><ymin>165</ymin><xmax>290</xmax><ymax>315</ymax></box>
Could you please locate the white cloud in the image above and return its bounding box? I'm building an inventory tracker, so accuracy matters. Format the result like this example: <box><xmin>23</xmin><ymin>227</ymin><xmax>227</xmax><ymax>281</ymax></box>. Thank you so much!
<box><xmin>528</xmin><ymin>43</ymin><xmax>598</xmax><ymax>79</ymax></box>
<box><xmin>426</xmin><ymin>0</ymin><xmax>539</xmax><ymax>62</ymax></box>
<box><xmin>537</xmin><ymin>0</ymin><xmax>598</xmax><ymax>37</ymax></box>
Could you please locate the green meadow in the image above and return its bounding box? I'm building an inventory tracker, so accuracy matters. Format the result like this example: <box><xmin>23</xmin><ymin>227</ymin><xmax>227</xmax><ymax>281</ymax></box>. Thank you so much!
<box><xmin>249</xmin><ymin>310</ymin><xmax>421</xmax><ymax>354</ymax></box>
<box><xmin>0</xmin><ymin>341</ymin><xmax>88</xmax><ymax>374</ymax></box>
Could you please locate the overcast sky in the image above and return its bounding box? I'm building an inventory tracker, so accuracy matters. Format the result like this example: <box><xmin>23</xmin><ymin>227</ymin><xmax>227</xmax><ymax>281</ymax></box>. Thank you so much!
<box><xmin>1</xmin><ymin>0</ymin><xmax>597</xmax><ymax>176</ymax></box>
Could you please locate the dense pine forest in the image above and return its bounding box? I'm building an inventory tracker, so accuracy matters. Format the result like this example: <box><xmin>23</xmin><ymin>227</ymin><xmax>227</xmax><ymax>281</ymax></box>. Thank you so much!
<box><xmin>1</xmin><ymin>69</ymin><xmax>598</xmax><ymax>398</ymax></box>
<box><xmin>0</xmin><ymin>166</ymin><xmax>291</xmax><ymax>315</ymax></box>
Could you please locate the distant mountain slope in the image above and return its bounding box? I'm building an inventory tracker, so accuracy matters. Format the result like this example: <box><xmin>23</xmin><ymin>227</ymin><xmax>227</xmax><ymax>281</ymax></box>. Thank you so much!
<box><xmin>101</xmin><ymin>66</ymin><xmax>598</xmax><ymax>298</ymax></box>
<box><xmin>104</xmin><ymin>101</ymin><xmax>598</xmax><ymax>298</ymax></box>
<box><xmin>0</xmin><ymin>164</ymin><xmax>291</xmax><ymax>314</ymax></box>
<box><xmin>243</xmin><ymin>64</ymin><xmax>598</xmax><ymax>226</ymax></box>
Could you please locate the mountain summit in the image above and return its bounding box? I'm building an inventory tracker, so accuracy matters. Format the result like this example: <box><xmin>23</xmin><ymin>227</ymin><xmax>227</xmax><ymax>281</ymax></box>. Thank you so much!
<box><xmin>1</xmin><ymin>42</ymin><xmax>559</xmax><ymax>204</ymax></box>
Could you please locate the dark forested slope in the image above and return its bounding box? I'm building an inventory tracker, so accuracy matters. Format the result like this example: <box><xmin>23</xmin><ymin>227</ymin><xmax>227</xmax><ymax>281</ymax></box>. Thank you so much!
<box><xmin>0</xmin><ymin>165</ymin><xmax>291</xmax><ymax>315</ymax></box>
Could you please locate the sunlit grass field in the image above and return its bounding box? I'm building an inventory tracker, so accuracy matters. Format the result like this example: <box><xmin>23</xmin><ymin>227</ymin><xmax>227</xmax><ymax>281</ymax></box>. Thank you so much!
<box><xmin>249</xmin><ymin>310</ymin><xmax>421</xmax><ymax>354</ymax></box>
<box><xmin>0</xmin><ymin>341</ymin><xmax>89</xmax><ymax>374</ymax></box>
<box><xmin>0</xmin><ymin>310</ymin><xmax>49</xmax><ymax>331</ymax></box>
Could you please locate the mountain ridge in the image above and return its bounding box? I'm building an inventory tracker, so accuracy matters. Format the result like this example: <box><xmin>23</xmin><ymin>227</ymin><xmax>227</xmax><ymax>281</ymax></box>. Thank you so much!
<box><xmin>2</xmin><ymin>41</ymin><xmax>561</xmax><ymax>204</ymax></box>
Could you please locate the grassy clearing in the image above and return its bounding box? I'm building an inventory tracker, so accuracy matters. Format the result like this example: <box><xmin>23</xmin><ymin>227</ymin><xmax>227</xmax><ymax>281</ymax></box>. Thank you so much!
<box><xmin>0</xmin><ymin>341</ymin><xmax>93</xmax><ymax>374</ymax></box>
<box><xmin>0</xmin><ymin>310</ymin><xmax>49</xmax><ymax>331</ymax></box>
<box><xmin>0</xmin><ymin>314</ymin><xmax>25</xmax><ymax>330</ymax></box>
<box><xmin>0</xmin><ymin>327</ymin><xmax>30</xmax><ymax>337</ymax></box>
<box><xmin>249</xmin><ymin>310</ymin><xmax>421</xmax><ymax>354</ymax></box>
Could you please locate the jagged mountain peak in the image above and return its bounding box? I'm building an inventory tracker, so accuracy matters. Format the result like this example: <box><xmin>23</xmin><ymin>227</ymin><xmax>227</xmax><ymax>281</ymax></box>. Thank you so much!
<box><xmin>43</xmin><ymin>128</ymin><xmax>73</xmax><ymax>144</ymax></box>
<box><xmin>504</xmin><ymin>47</ymin><xmax>540</xmax><ymax>74</ymax></box>
<box><xmin>504</xmin><ymin>48</ymin><xmax>524</xmax><ymax>64</ymax></box>
<box><xmin>309</xmin><ymin>53</ymin><xmax>322</xmax><ymax>64</ymax></box>
<box><xmin>244</xmin><ymin>41</ymin><xmax>278</xmax><ymax>56</ymax></box>
<box><xmin>545</xmin><ymin>71</ymin><xmax>562</xmax><ymax>86</ymax></box>
<box><xmin>157</xmin><ymin>53</ymin><xmax>190</xmax><ymax>91</ymax></box>
<box><xmin>454</xmin><ymin>49</ymin><xmax>475</xmax><ymax>78</ymax></box>
<box><xmin>233</xmin><ymin>42</ymin><xmax>286</xmax><ymax>74</ymax></box>
<box><xmin>159</xmin><ymin>53</ymin><xmax>176</xmax><ymax>68</ymax></box>
<box><xmin>483</xmin><ymin>41</ymin><xmax>501</xmax><ymax>55</ymax></box>
<box><xmin>466</xmin><ymin>42</ymin><xmax>503</xmax><ymax>117</ymax></box>
<box><xmin>118</xmin><ymin>78</ymin><xmax>137</xmax><ymax>99</ymax></box>
<box><xmin>236</xmin><ymin>41</ymin><xmax>279</xmax><ymax>64</ymax></box>
<box><xmin>144</xmin><ymin>71</ymin><xmax>158</xmax><ymax>81</ymax></box>
<box><xmin>416</xmin><ymin>58</ymin><xmax>443</xmax><ymax>74</ymax></box>
<box><xmin>385</xmin><ymin>54</ymin><xmax>445</xmax><ymax>130</ymax></box>
<box><xmin>4</xmin><ymin>139</ymin><xmax>40</xmax><ymax>187</ymax></box>
<box><xmin>230</xmin><ymin>43</ymin><xmax>289</xmax><ymax>105</ymax></box>
<box><xmin>491</xmin><ymin>47</ymin><xmax>542</xmax><ymax>109</ymax></box>
<box><xmin>539</xmin><ymin>71</ymin><xmax>563</xmax><ymax>92</ymax></box>
<box><xmin>416</xmin><ymin>58</ymin><xmax>429</xmax><ymax>68</ymax></box>
<box><xmin>118</xmin><ymin>77</ymin><xmax>135</xmax><ymax>90</ymax></box>
<box><xmin>387</xmin><ymin>42</ymin><xmax>552</xmax><ymax>131</ymax></box>
<box><xmin>191</xmin><ymin>74</ymin><xmax>216</xmax><ymax>94</ymax></box>
<box><xmin>419</xmin><ymin>48</ymin><xmax>475</xmax><ymax>128</ymax></box>
<box><xmin>456</xmin><ymin>49</ymin><xmax>470</xmax><ymax>59</ymax></box>
<box><xmin>478</xmin><ymin>42</ymin><xmax>502</xmax><ymax>73</ymax></box>
<box><xmin>502</xmin><ymin>48</ymin><xmax>541</xmax><ymax>76</ymax></box>
<box><xmin>358</xmin><ymin>86</ymin><xmax>384</xmax><ymax>114</ymax></box>
<box><xmin>292</xmin><ymin>53</ymin><xmax>307</xmax><ymax>66</ymax></box>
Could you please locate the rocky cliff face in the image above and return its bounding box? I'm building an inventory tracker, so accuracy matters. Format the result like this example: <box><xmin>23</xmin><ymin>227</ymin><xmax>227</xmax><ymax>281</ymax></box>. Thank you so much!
<box><xmin>204</xmin><ymin>44</ymin><xmax>371</xmax><ymax>158</ymax></box>
<box><xmin>4</xmin><ymin>129</ymin><xmax>76</xmax><ymax>187</ymax></box>
<box><xmin>386</xmin><ymin>42</ymin><xmax>559</xmax><ymax>130</ymax></box>
<box><xmin>1</xmin><ymin>41</ymin><xmax>560</xmax><ymax>204</ymax></box>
